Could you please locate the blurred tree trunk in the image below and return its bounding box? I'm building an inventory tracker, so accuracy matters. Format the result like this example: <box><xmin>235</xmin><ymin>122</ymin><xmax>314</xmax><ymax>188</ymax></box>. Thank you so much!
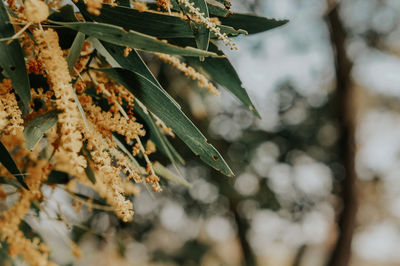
<box><xmin>326</xmin><ymin>2</ymin><xmax>357</xmax><ymax>266</ymax></box>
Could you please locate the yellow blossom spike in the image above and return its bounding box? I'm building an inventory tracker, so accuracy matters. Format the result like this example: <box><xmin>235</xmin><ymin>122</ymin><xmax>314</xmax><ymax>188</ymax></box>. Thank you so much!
<box><xmin>155</xmin><ymin>52</ymin><xmax>220</xmax><ymax>96</ymax></box>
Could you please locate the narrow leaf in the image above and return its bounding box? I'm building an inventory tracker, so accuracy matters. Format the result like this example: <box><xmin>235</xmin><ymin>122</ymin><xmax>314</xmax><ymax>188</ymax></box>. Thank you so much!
<box><xmin>98</xmin><ymin>68</ymin><xmax>234</xmax><ymax>177</ymax></box>
<box><xmin>67</xmin><ymin>32</ymin><xmax>85</xmax><ymax>74</ymax></box>
<box><xmin>153</xmin><ymin>162</ymin><xmax>191</xmax><ymax>187</ymax></box>
<box><xmin>219</xmin><ymin>13</ymin><xmax>289</xmax><ymax>34</ymax></box>
<box><xmin>74</xmin><ymin>2</ymin><xmax>241</xmax><ymax>39</ymax></box>
<box><xmin>24</xmin><ymin>110</ymin><xmax>59</xmax><ymax>150</ymax></box>
<box><xmin>135</xmin><ymin>101</ymin><xmax>185</xmax><ymax>166</ymax></box>
<box><xmin>51</xmin><ymin>21</ymin><xmax>220</xmax><ymax>57</ymax></box>
<box><xmin>92</xmin><ymin>41</ymin><xmax>185</xmax><ymax>165</ymax></box>
<box><xmin>0</xmin><ymin>1</ymin><xmax>31</xmax><ymax>111</ymax></box>
<box><xmin>0</xmin><ymin>141</ymin><xmax>29</xmax><ymax>189</ymax></box>
<box><xmin>96</xmin><ymin>40</ymin><xmax>180</xmax><ymax>109</ymax></box>
<box><xmin>185</xmin><ymin>42</ymin><xmax>260</xmax><ymax>117</ymax></box>
<box><xmin>84</xmin><ymin>165</ymin><xmax>96</xmax><ymax>184</ymax></box>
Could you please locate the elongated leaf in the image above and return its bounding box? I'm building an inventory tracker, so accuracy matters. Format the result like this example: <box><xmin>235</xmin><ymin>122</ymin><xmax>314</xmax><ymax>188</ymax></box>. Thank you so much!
<box><xmin>85</xmin><ymin>165</ymin><xmax>96</xmax><ymax>184</ymax></box>
<box><xmin>24</xmin><ymin>110</ymin><xmax>59</xmax><ymax>150</ymax></box>
<box><xmin>185</xmin><ymin>42</ymin><xmax>260</xmax><ymax>117</ymax></box>
<box><xmin>219</xmin><ymin>13</ymin><xmax>289</xmax><ymax>34</ymax></box>
<box><xmin>0</xmin><ymin>141</ymin><xmax>29</xmax><ymax>189</ymax></box>
<box><xmin>0</xmin><ymin>176</ymin><xmax>22</xmax><ymax>188</ymax></box>
<box><xmin>95</xmin><ymin>40</ymin><xmax>180</xmax><ymax>109</ymax></box>
<box><xmin>98</xmin><ymin>68</ymin><xmax>233</xmax><ymax>177</ymax></box>
<box><xmin>135</xmin><ymin>101</ymin><xmax>185</xmax><ymax>166</ymax></box>
<box><xmin>52</xmin><ymin>21</ymin><xmax>220</xmax><ymax>57</ymax></box>
<box><xmin>0</xmin><ymin>1</ymin><xmax>31</xmax><ymax>111</ymax></box>
<box><xmin>67</xmin><ymin>32</ymin><xmax>85</xmax><ymax>74</ymax></box>
<box><xmin>46</xmin><ymin>170</ymin><xmax>70</xmax><ymax>184</ymax></box>
<box><xmin>75</xmin><ymin>1</ymin><xmax>193</xmax><ymax>38</ymax></box>
<box><xmin>48</xmin><ymin>5</ymin><xmax>78</xmax><ymax>22</ymax></box>
<box><xmin>74</xmin><ymin>2</ymin><xmax>243</xmax><ymax>39</ymax></box>
<box><xmin>93</xmin><ymin>41</ymin><xmax>185</xmax><ymax>165</ymax></box>
<box><xmin>153</xmin><ymin>162</ymin><xmax>190</xmax><ymax>187</ymax></box>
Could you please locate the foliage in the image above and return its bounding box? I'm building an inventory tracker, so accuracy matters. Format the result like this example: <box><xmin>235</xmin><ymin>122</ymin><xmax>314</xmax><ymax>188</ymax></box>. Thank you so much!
<box><xmin>0</xmin><ymin>0</ymin><xmax>286</xmax><ymax>264</ymax></box>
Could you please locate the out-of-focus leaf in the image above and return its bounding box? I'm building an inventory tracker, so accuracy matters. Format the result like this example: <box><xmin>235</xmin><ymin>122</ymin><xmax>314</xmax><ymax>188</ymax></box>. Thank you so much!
<box><xmin>52</xmin><ymin>21</ymin><xmax>220</xmax><ymax>57</ymax></box>
<box><xmin>213</xmin><ymin>0</ymin><xmax>231</xmax><ymax>9</ymax></box>
<box><xmin>67</xmin><ymin>32</ymin><xmax>85</xmax><ymax>74</ymax></box>
<box><xmin>46</xmin><ymin>170</ymin><xmax>70</xmax><ymax>184</ymax></box>
<box><xmin>207</xmin><ymin>3</ymin><xmax>230</xmax><ymax>17</ymax></box>
<box><xmin>219</xmin><ymin>13</ymin><xmax>289</xmax><ymax>34</ymax></box>
<box><xmin>0</xmin><ymin>176</ymin><xmax>22</xmax><ymax>188</ymax></box>
<box><xmin>0</xmin><ymin>1</ymin><xmax>31</xmax><ymax>111</ymax></box>
<box><xmin>185</xmin><ymin>42</ymin><xmax>260</xmax><ymax>117</ymax></box>
<box><xmin>0</xmin><ymin>141</ymin><xmax>29</xmax><ymax>189</ymax></box>
<box><xmin>84</xmin><ymin>164</ymin><xmax>96</xmax><ymax>184</ymax></box>
<box><xmin>48</xmin><ymin>5</ymin><xmax>78</xmax><ymax>22</ymax></box>
<box><xmin>99</xmin><ymin>68</ymin><xmax>234</xmax><ymax>177</ymax></box>
<box><xmin>153</xmin><ymin>161</ymin><xmax>190</xmax><ymax>187</ymax></box>
<box><xmin>24</xmin><ymin>110</ymin><xmax>59</xmax><ymax>150</ymax></box>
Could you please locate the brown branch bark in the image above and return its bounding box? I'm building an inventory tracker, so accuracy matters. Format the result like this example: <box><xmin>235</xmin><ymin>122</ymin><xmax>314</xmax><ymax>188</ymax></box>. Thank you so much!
<box><xmin>325</xmin><ymin>3</ymin><xmax>357</xmax><ymax>266</ymax></box>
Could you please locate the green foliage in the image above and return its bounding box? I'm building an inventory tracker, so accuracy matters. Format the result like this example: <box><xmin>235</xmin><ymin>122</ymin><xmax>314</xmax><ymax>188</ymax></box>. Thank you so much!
<box><xmin>0</xmin><ymin>1</ymin><xmax>31</xmax><ymax>111</ymax></box>
<box><xmin>24</xmin><ymin>110</ymin><xmax>59</xmax><ymax>150</ymax></box>
<box><xmin>0</xmin><ymin>141</ymin><xmax>28</xmax><ymax>189</ymax></box>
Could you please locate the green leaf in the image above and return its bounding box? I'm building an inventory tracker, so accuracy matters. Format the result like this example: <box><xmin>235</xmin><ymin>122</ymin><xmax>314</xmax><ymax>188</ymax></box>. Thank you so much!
<box><xmin>207</xmin><ymin>3</ymin><xmax>230</xmax><ymax>17</ymax></box>
<box><xmin>48</xmin><ymin>5</ymin><xmax>78</xmax><ymax>22</ymax></box>
<box><xmin>0</xmin><ymin>176</ymin><xmax>22</xmax><ymax>188</ymax></box>
<box><xmin>0</xmin><ymin>141</ymin><xmax>29</xmax><ymax>189</ymax></box>
<box><xmin>0</xmin><ymin>1</ymin><xmax>31</xmax><ymax>111</ymax></box>
<box><xmin>85</xmin><ymin>164</ymin><xmax>96</xmax><ymax>184</ymax></box>
<box><xmin>185</xmin><ymin>42</ymin><xmax>260</xmax><ymax>117</ymax></box>
<box><xmin>98</xmin><ymin>68</ymin><xmax>234</xmax><ymax>177</ymax></box>
<box><xmin>52</xmin><ymin>21</ymin><xmax>220</xmax><ymax>57</ymax></box>
<box><xmin>74</xmin><ymin>2</ymin><xmax>243</xmax><ymax>39</ymax></box>
<box><xmin>96</xmin><ymin>40</ymin><xmax>180</xmax><ymax>109</ymax></box>
<box><xmin>24</xmin><ymin>110</ymin><xmax>59</xmax><ymax>150</ymax></box>
<box><xmin>153</xmin><ymin>162</ymin><xmax>190</xmax><ymax>187</ymax></box>
<box><xmin>219</xmin><ymin>13</ymin><xmax>289</xmax><ymax>35</ymax></box>
<box><xmin>46</xmin><ymin>170</ymin><xmax>70</xmax><ymax>184</ymax></box>
<box><xmin>94</xmin><ymin>41</ymin><xmax>185</xmax><ymax>165</ymax></box>
<box><xmin>134</xmin><ymin>101</ymin><xmax>185</xmax><ymax>166</ymax></box>
<box><xmin>67</xmin><ymin>32</ymin><xmax>85</xmax><ymax>74</ymax></box>
<box><xmin>75</xmin><ymin>1</ymin><xmax>194</xmax><ymax>38</ymax></box>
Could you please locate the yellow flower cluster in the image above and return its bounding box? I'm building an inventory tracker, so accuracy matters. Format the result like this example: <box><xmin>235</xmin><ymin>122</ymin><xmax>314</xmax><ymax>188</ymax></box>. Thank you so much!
<box><xmin>83</xmin><ymin>128</ymin><xmax>135</xmax><ymax>222</ymax></box>
<box><xmin>155</xmin><ymin>52</ymin><xmax>220</xmax><ymax>96</ymax></box>
<box><xmin>34</xmin><ymin>29</ymin><xmax>87</xmax><ymax>177</ymax></box>
<box><xmin>0</xmin><ymin>159</ymin><xmax>55</xmax><ymax>266</ymax></box>
<box><xmin>24</xmin><ymin>0</ymin><xmax>49</xmax><ymax>23</ymax></box>
<box><xmin>0</xmin><ymin>79</ymin><xmax>24</xmax><ymax>136</ymax></box>
<box><xmin>86</xmin><ymin>0</ymin><xmax>102</xmax><ymax>15</ymax></box>
<box><xmin>82</xmin><ymin>99</ymin><xmax>146</xmax><ymax>143</ymax></box>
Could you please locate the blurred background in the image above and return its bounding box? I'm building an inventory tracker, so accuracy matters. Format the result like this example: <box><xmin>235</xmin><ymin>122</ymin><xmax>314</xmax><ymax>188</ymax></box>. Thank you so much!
<box><xmin>20</xmin><ymin>0</ymin><xmax>400</xmax><ymax>265</ymax></box>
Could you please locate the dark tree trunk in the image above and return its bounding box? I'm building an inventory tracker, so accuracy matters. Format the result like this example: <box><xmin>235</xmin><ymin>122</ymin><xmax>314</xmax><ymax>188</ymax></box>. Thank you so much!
<box><xmin>325</xmin><ymin>3</ymin><xmax>357</xmax><ymax>266</ymax></box>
